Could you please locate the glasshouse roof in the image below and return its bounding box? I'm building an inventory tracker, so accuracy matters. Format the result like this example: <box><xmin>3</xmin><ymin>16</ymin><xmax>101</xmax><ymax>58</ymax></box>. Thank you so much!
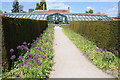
<box><xmin>3</xmin><ymin>9</ymin><xmax>112</xmax><ymax>24</ymax></box>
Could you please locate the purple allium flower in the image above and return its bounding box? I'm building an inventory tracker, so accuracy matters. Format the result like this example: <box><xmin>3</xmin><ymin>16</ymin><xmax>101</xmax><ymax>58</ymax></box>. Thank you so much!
<box><xmin>27</xmin><ymin>53</ymin><xmax>32</xmax><ymax>56</ymax></box>
<box><xmin>10</xmin><ymin>55</ymin><xmax>16</xmax><ymax>60</ymax></box>
<box><xmin>44</xmin><ymin>53</ymin><xmax>46</xmax><ymax>54</ymax></box>
<box><xmin>10</xmin><ymin>49</ymin><xmax>14</xmax><ymax>52</ymax></box>
<box><xmin>46</xmin><ymin>39</ymin><xmax>49</xmax><ymax>42</ymax></box>
<box><xmin>18</xmin><ymin>63</ymin><xmax>24</xmax><ymax>67</ymax></box>
<box><xmin>26</xmin><ymin>58</ymin><xmax>33</xmax><ymax>62</ymax></box>
<box><xmin>107</xmin><ymin>53</ymin><xmax>110</xmax><ymax>55</ymax></box>
<box><xmin>21</xmin><ymin>45</ymin><xmax>25</xmax><ymax>48</ymax></box>
<box><xmin>37</xmin><ymin>61</ymin><xmax>42</xmax><ymax>65</ymax></box>
<box><xmin>96</xmin><ymin>49</ymin><xmax>99</xmax><ymax>52</ymax></box>
<box><xmin>17</xmin><ymin>45</ymin><xmax>23</xmax><ymax>50</ymax></box>
<box><xmin>37</xmin><ymin>67</ymin><xmax>41</xmax><ymax>69</ymax></box>
<box><xmin>23</xmin><ymin>42</ymin><xmax>27</xmax><ymax>45</ymax></box>
<box><xmin>48</xmin><ymin>59</ymin><xmax>52</xmax><ymax>61</ymax></box>
<box><xmin>24</xmin><ymin>58</ymin><xmax>33</xmax><ymax>64</ymax></box>
<box><xmin>27</xmin><ymin>63</ymin><xmax>34</xmax><ymax>68</ymax></box>
<box><xmin>41</xmin><ymin>55</ymin><xmax>47</xmax><ymax>59</ymax></box>
<box><xmin>98</xmin><ymin>49</ymin><xmax>103</xmax><ymax>53</ymax></box>
<box><xmin>18</xmin><ymin>56</ymin><xmax>22</xmax><ymax>60</ymax></box>
<box><xmin>104</xmin><ymin>50</ymin><xmax>107</xmax><ymax>52</ymax></box>
<box><xmin>33</xmin><ymin>55</ymin><xmax>39</xmax><ymax>60</ymax></box>
<box><xmin>27</xmin><ymin>43</ymin><xmax>30</xmax><ymax>46</ymax></box>
<box><xmin>36</xmin><ymin>48</ymin><xmax>41</xmax><ymax>51</ymax></box>
<box><xmin>39</xmin><ymin>53</ymin><xmax>42</xmax><ymax>55</ymax></box>
<box><xmin>24</xmin><ymin>46</ymin><xmax>30</xmax><ymax>51</ymax></box>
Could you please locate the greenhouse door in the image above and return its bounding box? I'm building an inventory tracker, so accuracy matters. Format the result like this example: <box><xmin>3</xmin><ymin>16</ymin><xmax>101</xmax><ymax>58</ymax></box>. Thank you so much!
<box><xmin>47</xmin><ymin>13</ymin><xmax>68</xmax><ymax>24</ymax></box>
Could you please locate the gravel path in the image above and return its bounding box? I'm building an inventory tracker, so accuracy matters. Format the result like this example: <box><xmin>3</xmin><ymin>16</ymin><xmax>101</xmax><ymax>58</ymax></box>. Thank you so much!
<box><xmin>50</xmin><ymin>26</ymin><xmax>114</xmax><ymax>78</ymax></box>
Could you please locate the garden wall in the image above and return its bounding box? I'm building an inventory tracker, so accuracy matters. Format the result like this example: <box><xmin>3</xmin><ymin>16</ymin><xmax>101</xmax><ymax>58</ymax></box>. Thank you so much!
<box><xmin>1</xmin><ymin>16</ymin><xmax>48</xmax><ymax>70</ymax></box>
<box><xmin>70</xmin><ymin>21</ymin><xmax>120</xmax><ymax>57</ymax></box>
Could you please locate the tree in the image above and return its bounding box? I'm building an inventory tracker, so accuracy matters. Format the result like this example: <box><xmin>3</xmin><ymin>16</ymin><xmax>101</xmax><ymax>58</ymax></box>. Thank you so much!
<box><xmin>19</xmin><ymin>5</ymin><xmax>24</xmax><ymax>12</ymax></box>
<box><xmin>35</xmin><ymin>0</ymin><xmax>47</xmax><ymax>10</ymax></box>
<box><xmin>28</xmin><ymin>9</ymin><xmax>34</xmax><ymax>13</ymax></box>
<box><xmin>11</xmin><ymin>0</ymin><xmax>24</xmax><ymax>13</ymax></box>
<box><xmin>4</xmin><ymin>11</ymin><xmax>7</xmax><ymax>13</ymax></box>
<box><xmin>11</xmin><ymin>0</ymin><xmax>19</xmax><ymax>13</ymax></box>
<box><xmin>85</xmin><ymin>9</ymin><xmax>93</xmax><ymax>13</ymax></box>
<box><xmin>0</xmin><ymin>10</ymin><xmax>3</xmax><ymax>14</ymax></box>
<box><xmin>35</xmin><ymin>3</ymin><xmax>40</xmax><ymax>10</ymax></box>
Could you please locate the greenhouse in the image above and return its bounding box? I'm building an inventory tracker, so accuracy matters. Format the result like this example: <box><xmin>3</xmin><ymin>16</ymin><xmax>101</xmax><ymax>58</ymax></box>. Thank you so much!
<box><xmin>3</xmin><ymin>9</ymin><xmax>112</xmax><ymax>24</ymax></box>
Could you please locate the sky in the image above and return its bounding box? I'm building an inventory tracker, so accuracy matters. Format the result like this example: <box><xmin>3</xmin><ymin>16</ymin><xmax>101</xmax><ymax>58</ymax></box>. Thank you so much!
<box><xmin>0</xmin><ymin>0</ymin><xmax>119</xmax><ymax>17</ymax></box>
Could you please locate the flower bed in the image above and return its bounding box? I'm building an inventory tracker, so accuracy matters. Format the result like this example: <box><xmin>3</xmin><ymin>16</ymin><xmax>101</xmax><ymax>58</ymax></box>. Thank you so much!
<box><xmin>63</xmin><ymin>27</ymin><xmax>120</xmax><ymax>79</ymax></box>
<box><xmin>2</xmin><ymin>27</ymin><xmax>54</xmax><ymax>79</ymax></box>
<box><xmin>2</xmin><ymin>15</ymin><xmax>48</xmax><ymax>71</ymax></box>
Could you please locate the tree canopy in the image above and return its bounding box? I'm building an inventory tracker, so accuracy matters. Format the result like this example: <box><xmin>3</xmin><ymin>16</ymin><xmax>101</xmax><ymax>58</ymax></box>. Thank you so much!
<box><xmin>35</xmin><ymin>0</ymin><xmax>47</xmax><ymax>10</ymax></box>
<box><xmin>85</xmin><ymin>9</ymin><xmax>93</xmax><ymax>13</ymax></box>
<box><xmin>11</xmin><ymin>0</ymin><xmax>24</xmax><ymax>13</ymax></box>
<box><xmin>0</xmin><ymin>10</ymin><xmax>3</xmax><ymax>14</ymax></box>
<box><xmin>28</xmin><ymin>9</ymin><xmax>34</xmax><ymax>13</ymax></box>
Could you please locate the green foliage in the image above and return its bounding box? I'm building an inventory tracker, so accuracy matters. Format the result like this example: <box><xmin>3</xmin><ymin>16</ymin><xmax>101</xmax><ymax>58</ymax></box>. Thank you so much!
<box><xmin>28</xmin><ymin>8</ymin><xmax>34</xmax><ymax>13</ymax></box>
<box><xmin>35</xmin><ymin>0</ymin><xmax>47</xmax><ymax>10</ymax></box>
<box><xmin>69</xmin><ymin>21</ymin><xmax>120</xmax><ymax>57</ymax></box>
<box><xmin>59</xmin><ymin>24</ymin><xmax>70</xmax><ymax>27</ymax></box>
<box><xmin>85</xmin><ymin>9</ymin><xmax>93</xmax><ymax>13</ymax></box>
<box><xmin>35</xmin><ymin>3</ymin><xmax>40</xmax><ymax>10</ymax></box>
<box><xmin>11</xmin><ymin>0</ymin><xmax>24</xmax><ymax>13</ymax></box>
<box><xmin>2</xmin><ymin>27</ymin><xmax>54</xmax><ymax>78</ymax></box>
<box><xmin>63</xmin><ymin>27</ymin><xmax>120</xmax><ymax>78</ymax></box>
<box><xmin>19</xmin><ymin>5</ymin><xmax>24</xmax><ymax>12</ymax></box>
<box><xmin>2</xmin><ymin>15</ymin><xmax>48</xmax><ymax>72</ymax></box>
<box><xmin>0</xmin><ymin>10</ymin><xmax>3</xmax><ymax>14</ymax></box>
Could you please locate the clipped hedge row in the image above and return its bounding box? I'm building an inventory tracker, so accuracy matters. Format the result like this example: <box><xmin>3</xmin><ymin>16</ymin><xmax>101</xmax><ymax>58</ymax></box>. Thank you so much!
<box><xmin>2</xmin><ymin>16</ymin><xmax>48</xmax><ymax>70</ymax></box>
<box><xmin>70</xmin><ymin>21</ymin><xmax>120</xmax><ymax>57</ymax></box>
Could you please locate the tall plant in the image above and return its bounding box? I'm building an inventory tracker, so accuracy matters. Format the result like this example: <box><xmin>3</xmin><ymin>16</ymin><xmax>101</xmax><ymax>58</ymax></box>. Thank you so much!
<box><xmin>11</xmin><ymin>0</ymin><xmax>24</xmax><ymax>13</ymax></box>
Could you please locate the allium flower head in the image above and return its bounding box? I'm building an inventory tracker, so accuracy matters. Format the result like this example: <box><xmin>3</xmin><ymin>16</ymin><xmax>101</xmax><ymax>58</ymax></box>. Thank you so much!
<box><xmin>27</xmin><ymin>53</ymin><xmax>32</xmax><ymax>56</ymax></box>
<box><xmin>18</xmin><ymin>64</ymin><xmax>24</xmax><ymax>67</ymax></box>
<box><xmin>33</xmin><ymin>55</ymin><xmax>39</xmax><ymax>60</ymax></box>
<box><xmin>27</xmin><ymin>63</ymin><xmax>34</xmax><ymax>68</ymax></box>
<box><xmin>41</xmin><ymin>55</ymin><xmax>47</xmax><ymax>59</ymax></box>
<box><xmin>23</xmin><ymin>42</ymin><xmax>27</xmax><ymax>45</ymax></box>
<box><xmin>10</xmin><ymin>55</ymin><xmax>16</xmax><ymax>60</ymax></box>
<box><xmin>10</xmin><ymin>49</ymin><xmax>14</xmax><ymax>52</ymax></box>
<box><xmin>17</xmin><ymin>45</ymin><xmax>23</xmax><ymax>50</ymax></box>
<box><xmin>27</xmin><ymin>43</ymin><xmax>30</xmax><ymax>46</ymax></box>
<box><xmin>37</xmin><ymin>67</ymin><xmax>41</xmax><ymax>69</ymax></box>
<box><xmin>18</xmin><ymin>56</ymin><xmax>22</xmax><ymax>60</ymax></box>
<box><xmin>24</xmin><ymin>46</ymin><xmax>30</xmax><ymax>51</ymax></box>
<box><xmin>46</xmin><ymin>39</ymin><xmax>49</xmax><ymax>42</ymax></box>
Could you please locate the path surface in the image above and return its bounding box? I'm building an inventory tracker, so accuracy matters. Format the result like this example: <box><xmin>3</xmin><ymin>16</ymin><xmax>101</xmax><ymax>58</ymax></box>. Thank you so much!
<box><xmin>50</xmin><ymin>26</ymin><xmax>114</xmax><ymax>78</ymax></box>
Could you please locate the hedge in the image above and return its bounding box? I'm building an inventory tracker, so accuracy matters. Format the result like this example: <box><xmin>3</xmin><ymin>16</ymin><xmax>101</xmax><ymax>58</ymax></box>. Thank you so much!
<box><xmin>70</xmin><ymin>21</ymin><xmax>120</xmax><ymax>57</ymax></box>
<box><xmin>1</xmin><ymin>15</ymin><xmax>48</xmax><ymax>71</ymax></box>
